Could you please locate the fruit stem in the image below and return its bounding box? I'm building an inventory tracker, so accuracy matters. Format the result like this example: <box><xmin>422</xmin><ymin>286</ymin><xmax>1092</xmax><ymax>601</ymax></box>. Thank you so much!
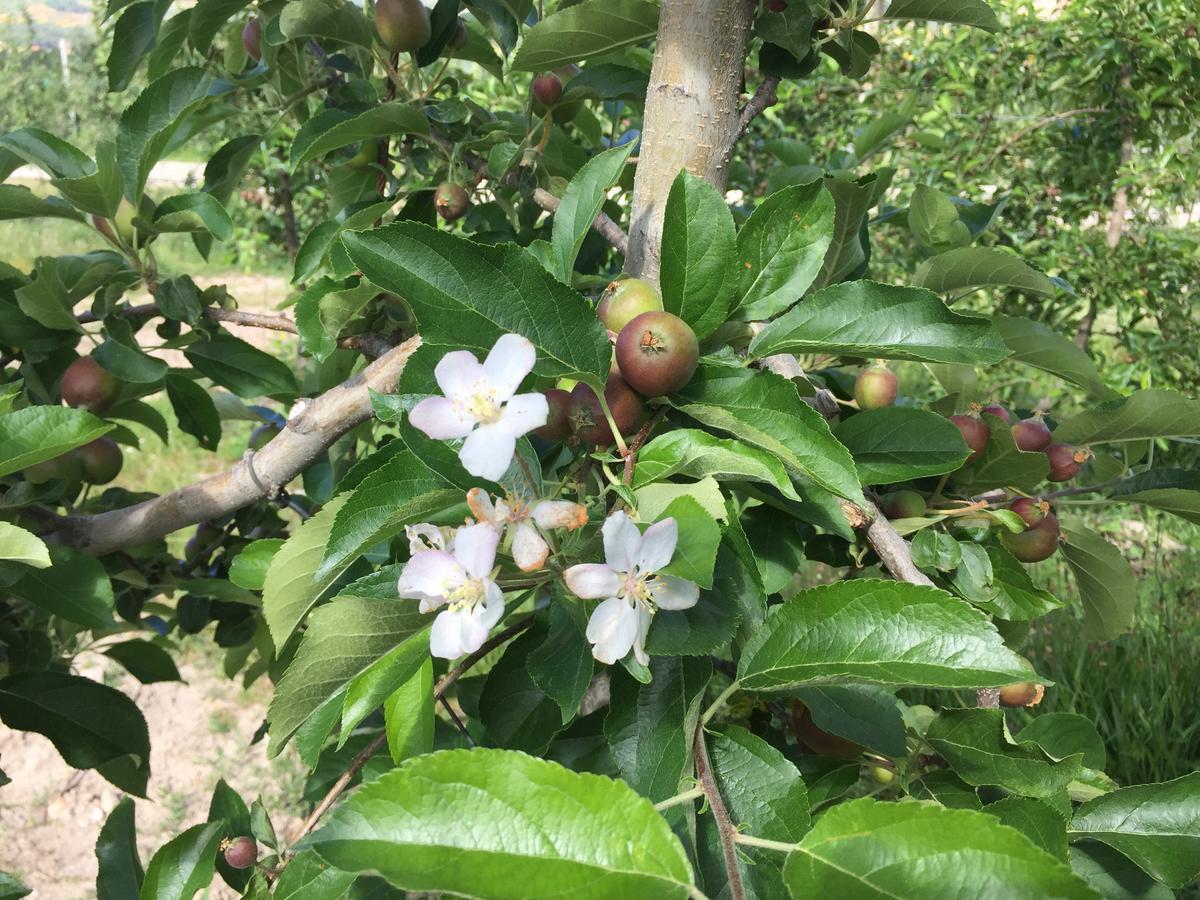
<box><xmin>732</xmin><ymin>834</ymin><xmax>799</xmax><ymax>853</ymax></box>
<box><xmin>700</xmin><ymin>679</ymin><xmax>742</xmax><ymax>726</ymax></box>
<box><xmin>597</xmin><ymin>395</ymin><xmax>630</xmax><ymax>457</ymax></box>
<box><xmin>653</xmin><ymin>787</ymin><xmax>705</xmax><ymax>811</ymax></box>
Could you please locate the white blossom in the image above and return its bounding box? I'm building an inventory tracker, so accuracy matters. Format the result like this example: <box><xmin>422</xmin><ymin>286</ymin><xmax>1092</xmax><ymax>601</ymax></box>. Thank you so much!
<box><xmin>467</xmin><ymin>487</ymin><xmax>588</xmax><ymax>572</ymax></box>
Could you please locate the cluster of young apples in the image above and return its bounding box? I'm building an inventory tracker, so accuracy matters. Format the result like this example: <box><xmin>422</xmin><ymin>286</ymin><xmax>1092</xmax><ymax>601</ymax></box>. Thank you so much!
<box><xmin>535</xmin><ymin>279</ymin><xmax>699</xmax><ymax>447</ymax></box>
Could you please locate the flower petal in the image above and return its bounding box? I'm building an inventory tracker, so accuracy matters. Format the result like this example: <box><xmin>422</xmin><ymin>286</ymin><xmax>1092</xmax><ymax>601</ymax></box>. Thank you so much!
<box><xmin>585</xmin><ymin>596</ymin><xmax>639</xmax><ymax>665</ymax></box>
<box><xmin>633</xmin><ymin>604</ymin><xmax>652</xmax><ymax>667</ymax></box>
<box><xmin>602</xmin><ymin>510</ymin><xmax>642</xmax><ymax>573</ymax></box>
<box><xmin>636</xmin><ymin>517</ymin><xmax>678</xmax><ymax>573</ymax></box>
<box><xmin>531</xmin><ymin>500</ymin><xmax>588</xmax><ymax>531</ymax></box>
<box><xmin>563</xmin><ymin>563</ymin><xmax>621</xmax><ymax>599</ymax></box>
<box><xmin>483</xmin><ymin>333</ymin><xmax>537</xmax><ymax>400</ymax></box>
<box><xmin>410</xmin><ymin>396</ymin><xmax>475</xmax><ymax>440</ymax></box>
<box><xmin>652</xmin><ymin>575</ymin><xmax>700</xmax><ymax>610</ymax></box>
<box><xmin>430</xmin><ymin>607</ymin><xmax>487</xmax><ymax>659</ymax></box>
<box><xmin>405</xmin><ymin>523</ymin><xmax>446</xmax><ymax>554</ymax></box>
<box><xmin>434</xmin><ymin>350</ymin><xmax>485</xmax><ymax>402</ymax></box>
<box><xmin>497</xmin><ymin>393</ymin><xmax>549</xmax><ymax>438</ymax></box>
<box><xmin>466</xmin><ymin>487</ymin><xmax>498</xmax><ymax>525</ymax></box>
<box><xmin>512</xmin><ymin>522</ymin><xmax>550</xmax><ymax>572</ymax></box>
<box><xmin>477</xmin><ymin>581</ymin><xmax>505</xmax><ymax>630</ymax></box>
<box><xmin>453</xmin><ymin>522</ymin><xmax>500</xmax><ymax>580</ymax></box>
<box><xmin>458</xmin><ymin>422</ymin><xmax>517</xmax><ymax>481</ymax></box>
<box><xmin>397</xmin><ymin>550</ymin><xmax>462</xmax><ymax>601</ymax></box>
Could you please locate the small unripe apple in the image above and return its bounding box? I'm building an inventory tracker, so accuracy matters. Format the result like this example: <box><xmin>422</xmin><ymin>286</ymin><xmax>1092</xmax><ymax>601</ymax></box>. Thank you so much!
<box><xmin>434</xmin><ymin>182</ymin><xmax>469</xmax><ymax>222</ymax></box>
<box><xmin>76</xmin><ymin>437</ymin><xmax>123</xmax><ymax>485</ymax></box>
<box><xmin>981</xmin><ymin>404</ymin><xmax>1011</xmax><ymax>423</ymax></box>
<box><xmin>1009</xmin><ymin>497</ymin><xmax>1050</xmax><ymax>528</ymax></box>
<box><xmin>569</xmin><ymin>374</ymin><xmax>643</xmax><ymax>446</ymax></box>
<box><xmin>950</xmin><ymin>413</ymin><xmax>989</xmax><ymax>463</ymax></box>
<box><xmin>531</xmin><ymin>72</ymin><xmax>564</xmax><ymax>107</ymax></box>
<box><xmin>375</xmin><ymin>0</ymin><xmax>432</xmax><ymax>53</ymax></box>
<box><xmin>1001</xmin><ymin>512</ymin><xmax>1060</xmax><ymax>563</ymax></box>
<box><xmin>531</xmin><ymin>64</ymin><xmax>582</xmax><ymax>121</ymax></box>
<box><xmin>854</xmin><ymin>363</ymin><xmax>898</xmax><ymax>409</ymax></box>
<box><xmin>1012</xmin><ymin>414</ymin><xmax>1052</xmax><ymax>452</ymax></box>
<box><xmin>534</xmin><ymin>388</ymin><xmax>573</xmax><ymax>441</ymax></box>
<box><xmin>999</xmin><ymin>681</ymin><xmax>1044</xmax><ymax>708</ymax></box>
<box><xmin>1045</xmin><ymin>443</ymin><xmax>1088</xmax><ymax>482</ymax></box>
<box><xmin>880</xmin><ymin>489</ymin><xmax>926</xmax><ymax>520</ymax></box>
<box><xmin>868</xmin><ymin>765</ymin><xmax>895</xmax><ymax>785</ymax></box>
<box><xmin>61</xmin><ymin>357</ymin><xmax>122</xmax><ymax>412</ymax></box>
<box><xmin>596</xmin><ymin>278</ymin><xmax>663</xmax><ymax>333</ymax></box>
<box><xmin>23</xmin><ymin>452</ymin><xmax>83</xmax><ymax>489</ymax></box>
<box><xmin>446</xmin><ymin>18</ymin><xmax>467</xmax><ymax>51</ymax></box>
<box><xmin>223</xmin><ymin>835</ymin><xmax>258</xmax><ymax>869</ymax></box>
<box><xmin>242</xmin><ymin>16</ymin><xmax>262</xmax><ymax>62</ymax></box>
<box><xmin>615</xmin><ymin>311</ymin><xmax>699</xmax><ymax>397</ymax></box>
<box><xmin>346</xmin><ymin>139</ymin><xmax>379</xmax><ymax>169</ymax></box>
<box><xmin>794</xmin><ymin>704</ymin><xmax>862</xmax><ymax>759</ymax></box>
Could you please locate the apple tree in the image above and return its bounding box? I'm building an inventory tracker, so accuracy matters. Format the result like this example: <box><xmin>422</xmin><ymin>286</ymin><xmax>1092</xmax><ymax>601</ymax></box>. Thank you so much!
<box><xmin>1</xmin><ymin>0</ymin><xmax>1199</xmax><ymax>896</ymax></box>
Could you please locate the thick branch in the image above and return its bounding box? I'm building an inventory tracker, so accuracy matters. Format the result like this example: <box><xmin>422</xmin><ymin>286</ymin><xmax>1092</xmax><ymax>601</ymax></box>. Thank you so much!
<box><xmin>694</xmin><ymin>727</ymin><xmax>747</xmax><ymax>900</ymax></box>
<box><xmin>47</xmin><ymin>336</ymin><xmax>421</xmax><ymax>555</ymax></box>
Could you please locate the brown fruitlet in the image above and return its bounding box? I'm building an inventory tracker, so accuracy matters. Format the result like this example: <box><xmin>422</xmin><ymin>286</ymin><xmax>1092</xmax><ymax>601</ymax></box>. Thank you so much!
<box><xmin>950</xmin><ymin>413</ymin><xmax>989</xmax><ymax>463</ymax></box>
<box><xmin>794</xmin><ymin>704</ymin><xmax>862</xmax><ymax>759</ymax></box>
<box><xmin>446</xmin><ymin>18</ymin><xmax>468</xmax><ymax>51</ymax></box>
<box><xmin>1012</xmin><ymin>414</ymin><xmax>1052</xmax><ymax>452</ymax></box>
<box><xmin>880</xmin><ymin>489</ymin><xmax>926</xmax><ymax>520</ymax></box>
<box><xmin>531</xmin><ymin>73</ymin><xmax>564</xmax><ymax>107</ymax></box>
<box><xmin>981</xmin><ymin>404</ymin><xmax>1011</xmax><ymax>423</ymax></box>
<box><xmin>242</xmin><ymin>16</ymin><xmax>262</xmax><ymax>62</ymax></box>
<box><xmin>223</xmin><ymin>835</ymin><xmax>258</xmax><ymax>869</ymax></box>
<box><xmin>1045</xmin><ymin>443</ymin><xmax>1088</xmax><ymax>482</ymax></box>
<box><xmin>534</xmin><ymin>388</ymin><xmax>573</xmax><ymax>441</ymax></box>
<box><xmin>999</xmin><ymin>681</ymin><xmax>1044</xmax><ymax>708</ymax></box>
<box><xmin>854</xmin><ymin>363</ymin><xmax>898</xmax><ymax>410</ymax></box>
<box><xmin>76</xmin><ymin>437</ymin><xmax>123</xmax><ymax>485</ymax></box>
<box><xmin>569</xmin><ymin>374</ymin><xmax>643</xmax><ymax>446</ymax></box>
<box><xmin>1001</xmin><ymin>512</ymin><xmax>1061</xmax><ymax>563</ymax></box>
<box><xmin>531</xmin><ymin>65</ymin><xmax>582</xmax><ymax>121</ymax></box>
<box><xmin>596</xmin><ymin>278</ymin><xmax>663</xmax><ymax>333</ymax></box>
<box><xmin>1009</xmin><ymin>497</ymin><xmax>1050</xmax><ymax>528</ymax></box>
<box><xmin>375</xmin><ymin>0</ymin><xmax>432</xmax><ymax>53</ymax></box>
<box><xmin>61</xmin><ymin>356</ymin><xmax>121</xmax><ymax>412</ymax></box>
<box><xmin>614</xmin><ymin>311</ymin><xmax>699</xmax><ymax>397</ymax></box>
<box><xmin>434</xmin><ymin>182</ymin><xmax>469</xmax><ymax>222</ymax></box>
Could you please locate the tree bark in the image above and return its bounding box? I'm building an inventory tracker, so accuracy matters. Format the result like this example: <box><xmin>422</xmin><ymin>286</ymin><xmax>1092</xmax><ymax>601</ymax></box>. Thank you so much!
<box><xmin>623</xmin><ymin>0</ymin><xmax>754</xmax><ymax>281</ymax></box>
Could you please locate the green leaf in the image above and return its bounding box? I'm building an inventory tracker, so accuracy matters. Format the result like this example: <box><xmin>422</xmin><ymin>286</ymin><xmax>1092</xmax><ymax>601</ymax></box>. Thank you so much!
<box><xmin>709</xmin><ymin>725</ymin><xmax>810</xmax><ymax>839</ymax></box>
<box><xmin>103</xmin><ymin>640</ymin><xmax>182</xmax><ymax>684</ymax></box>
<box><xmin>10</xmin><ymin>545</ymin><xmax>116</xmax><ymax>629</ymax></box>
<box><xmin>294</xmin><ymin>277</ymin><xmax>376</xmax><ymax>362</ymax></box>
<box><xmin>1110</xmin><ymin>468</ymin><xmax>1200</xmax><ymax>524</ymax></box>
<box><xmin>165</xmin><ymin>374</ymin><xmax>221</xmax><ymax>451</ymax></box>
<box><xmin>1060</xmin><ymin>526</ymin><xmax>1136</xmax><ymax>641</ymax></box>
<box><xmin>185</xmin><ymin>332</ymin><xmax>297</xmax><ymax>399</ymax></box>
<box><xmin>0</xmin><ymin>671</ymin><xmax>150</xmax><ymax>796</ymax></box>
<box><xmin>228</xmin><ymin>538</ymin><xmax>283</xmax><ymax>591</ymax></box>
<box><xmin>94</xmin><ymin>320</ymin><xmax>169</xmax><ymax>384</ymax></box>
<box><xmin>670</xmin><ymin>364</ymin><xmax>865</xmax><ymax>506</ymax></box>
<box><xmin>107</xmin><ymin>0</ymin><xmax>170</xmax><ymax>93</ymax></box>
<box><xmin>792</xmin><ymin>684</ymin><xmax>907</xmax><ymax>757</ymax></box>
<box><xmin>654</xmin><ymin>494</ymin><xmax>721</xmax><ymax>590</ymax></box>
<box><xmin>278</xmin><ymin>0</ymin><xmax>373</xmax><ymax>48</ymax></box>
<box><xmin>660</xmin><ymin>170</ymin><xmax>737</xmax><ymax>339</ymax></box>
<box><xmin>783</xmin><ymin>798</ymin><xmax>1092</xmax><ymax>898</ymax></box>
<box><xmin>0</xmin><ymin>522</ymin><xmax>51</xmax><ymax>568</ymax></box>
<box><xmin>302</xmin><ymin>748</ymin><xmax>694</xmax><ymax>897</ymax></box>
<box><xmin>343</xmin><ymin>223</ymin><xmax>610</xmax><ymax>386</ymax></box>
<box><xmin>155</xmin><ymin>275</ymin><xmax>202</xmax><ymax>324</ymax></box>
<box><xmin>96</xmin><ymin>797</ymin><xmax>144</xmax><ymax>900</ymax></box>
<box><xmin>208</xmin><ymin>779</ymin><xmax>252</xmax><ymax>891</ymax></box>
<box><xmin>512</xmin><ymin>0</ymin><xmax>659</xmax><ymax>70</ymax></box>
<box><xmin>291</xmin><ymin>104</ymin><xmax>428</xmax><ymax>171</ymax></box>
<box><xmin>151</xmin><ymin>192</ymin><xmax>234</xmax><ymax>240</ymax></box>
<box><xmin>116</xmin><ymin>67</ymin><xmax>212</xmax><ymax>202</ymax></box>
<box><xmin>993</xmin><ymin>316</ymin><xmax>1118</xmax><ymax>401</ymax></box>
<box><xmin>749</xmin><ymin>280</ymin><xmax>1009</xmax><ymax>365</ymax></box>
<box><xmin>633</xmin><ymin>428</ymin><xmax>800</xmax><ymax>500</ymax></box>
<box><xmin>0</xmin><ymin>873</ymin><xmax>29</xmax><ymax>900</ymax></box>
<box><xmin>188</xmin><ymin>0</ymin><xmax>247</xmax><ymax>54</ymax></box>
<box><xmin>1068</xmin><ymin>772</ymin><xmax>1200</xmax><ymax>889</ymax></box>
<box><xmin>0</xmin><ymin>127</ymin><xmax>92</xmax><ymax>178</ymax></box>
<box><xmin>730</xmin><ymin>180</ymin><xmax>834</xmax><ymax>321</ymax></box>
<box><xmin>908</xmin><ymin>184</ymin><xmax>971</xmax><ymax>253</ymax></box>
<box><xmin>1054</xmin><ymin>389</ymin><xmax>1200</xmax><ymax>445</ymax></box>
<box><xmin>1019</xmin><ymin>713</ymin><xmax>1107</xmax><ymax>771</ymax></box>
<box><xmin>272</xmin><ymin>849</ymin><xmax>357</xmax><ymax>900</ymax></box>
<box><xmin>980</xmin><ymin>544</ymin><xmax>1065</xmax><ymax>620</ymax></box>
<box><xmin>139</xmin><ymin>820</ymin><xmax>225</xmax><ymax>900</ymax></box>
<box><xmin>883</xmin><ymin>0</ymin><xmax>1001</xmax><ymax>31</ymax></box>
<box><xmin>384</xmin><ymin>658</ymin><xmax>434</xmax><ymax>764</ymax></box>
<box><xmin>812</xmin><ymin>173</ymin><xmax>878</xmax><ymax>291</ymax></box>
<box><xmin>0</xmin><ymin>185</ymin><xmax>85</xmax><ymax>222</ymax></box>
<box><xmin>952</xmin><ymin>412</ymin><xmax>1051</xmax><ymax>492</ymax></box>
<box><xmin>550</xmin><ymin>142</ymin><xmax>633</xmax><ymax>282</ymax></box>
<box><xmin>916</xmin><ymin>246</ymin><xmax>1057</xmax><ymax>296</ymax></box>
<box><xmin>479</xmin><ymin>624</ymin><xmax>564</xmax><ymax>754</ymax></box>
<box><xmin>526</xmin><ymin>604</ymin><xmax>595</xmax><ymax>723</ymax></box>
<box><xmin>559</xmin><ymin>63</ymin><xmax>649</xmax><ymax>103</ymax></box>
<box><xmin>986</xmin><ymin>797</ymin><xmax>1069</xmax><ymax>861</ymax></box>
<box><xmin>926</xmin><ymin>708</ymin><xmax>1083</xmax><ymax>800</ymax></box>
<box><xmin>834</xmin><ymin>407</ymin><xmax>971</xmax><ymax>485</ymax></box>
<box><xmin>605</xmin><ymin>656</ymin><xmax>711</xmax><ymax>802</ymax></box>
<box><xmin>267</xmin><ymin>591</ymin><xmax>427</xmax><ymax>755</ymax></box>
<box><xmin>910</xmin><ymin>529</ymin><xmax>962</xmax><ymax>571</ymax></box>
<box><xmin>262</xmin><ymin>493</ymin><xmax>352</xmax><ymax>652</ymax></box>
<box><xmin>1069</xmin><ymin>842</ymin><xmax>1173</xmax><ymax>900</ymax></box>
<box><xmin>737</xmin><ymin>580</ymin><xmax>1038</xmax><ymax>692</ymax></box>
<box><xmin>338</xmin><ymin>627</ymin><xmax>430</xmax><ymax>747</ymax></box>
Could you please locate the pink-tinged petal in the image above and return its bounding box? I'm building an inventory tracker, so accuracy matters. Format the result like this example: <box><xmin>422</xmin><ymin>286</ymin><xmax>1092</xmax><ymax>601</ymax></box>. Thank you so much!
<box><xmin>636</xmin><ymin>517</ymin><xmax>678</xmax><ymax>573</ymax></box>
<box><xmin>602</xmin><ymin>510</ymin><xmax>642</xmax><ymax>573</ymax></box>
<box><xmin>458</xmin><ymin>423</ymin><xmax>517</xmax><ymax>481</ymax></box>
<box><xmin>483</xmin><ymin>334</ymin><xmax>537</xmax><ymax>400</ymax></box>
<box><xmin>497</xmin><ymin>393</ymin><xmax>549</xmax><ymax>438</ymax></box>
<box><xmin>452</xmin><ymin>522</ymin><xmax>500</xmax><ymax>580</ymax></box>
<box><xmin>434</xmin><ymin>350</ymin><xmax>485</xmax><ymax>402</ymax></box>
<box><xmin>563</xmin><ymin>563</ymin><xmax>621</xmax><ymax>599</ymax></box>
<box><xmin>652</xmin><ymin>575</ymin><xmax>699</xmax><ymax>611</ymax></box>
<box><xmin>430</xmin><ymin>608</ymin><xmax>487</xmax><ymax>659</ymax></box>
<box><xmin>466</xmin><ymin>487</ymin><xmax>498</xmax><ymax>525</ymax></box>
<box><xmin>585</xmin><ymin>596</ymin><xmax>639</xmax><ymax>665</ymax></box>
<box><xmin>397</xmin><ymin>549</ymin><xmax>463</xmax><ymax>600</ymax></box>
<box><xmin>406</xmin><ymin>523</ymin><xmax>446</xmax><ymax>554</ymax></box>
<box><xmin>410</xmin><ymin>396</ymin><xmax>475</xmax><ymax>440</ymax></box>
<box><xmin>511</xmin><ymin>522</ymin><xmax>549</xmax><ymax>572</ymax></box>
<box><xmin>632</xmin><ymin>604</ymin><xmax>652</xmax><ymax>667</ymax></box>
<box><xmin>493</xmin><ymin>497</ymin><xmax>519</xmax><ymax>523</ymax></box>
<box><xmin>477</xmin><ymin>581</ymin><xmax>505</xmax><ymax>630</ymax></box>
<box><xmin>531</xmin><ymin>500</ymin><xmax>588</xmax><ymax>531</ymax></box>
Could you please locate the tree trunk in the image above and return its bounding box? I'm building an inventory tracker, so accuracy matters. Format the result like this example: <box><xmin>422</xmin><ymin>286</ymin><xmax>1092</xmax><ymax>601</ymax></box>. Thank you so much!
<box><xmin>624</xmin><ymin>0</ymin><xmax>754</xmax><ymax>281</ymax></box>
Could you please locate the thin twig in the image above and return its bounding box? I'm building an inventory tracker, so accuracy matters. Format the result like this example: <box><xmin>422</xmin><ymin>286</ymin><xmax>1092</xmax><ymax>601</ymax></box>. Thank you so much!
<box><xmin>734</xmin><ymin>74</ymin><xmax>782</xmax><ymax>144</ymax></box>
<box><xmin>694</xmin><ymin>727</ymin><xmax>747</xmax><ymax>900</ymax></box>
<box><xmin>622</xmin><ymin>407</ymin><xmax>667</xmax><ymax>485</ymax></box>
